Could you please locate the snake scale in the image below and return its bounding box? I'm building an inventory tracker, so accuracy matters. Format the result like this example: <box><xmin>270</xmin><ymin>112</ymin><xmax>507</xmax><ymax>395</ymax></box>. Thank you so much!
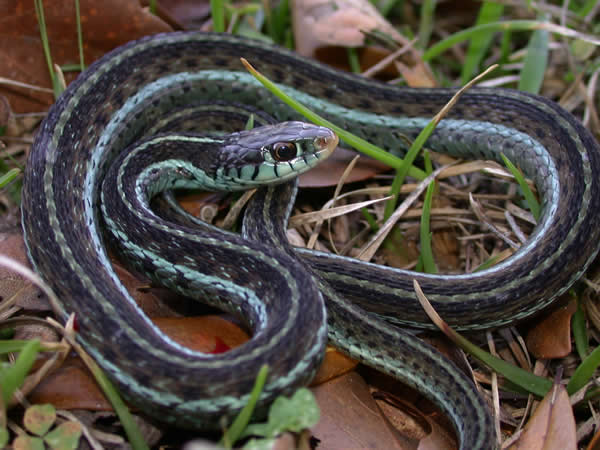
<box><xmin>21</xmin><ymin>32</ymin><xmax>600</xmax><ymax>449</ymax></box>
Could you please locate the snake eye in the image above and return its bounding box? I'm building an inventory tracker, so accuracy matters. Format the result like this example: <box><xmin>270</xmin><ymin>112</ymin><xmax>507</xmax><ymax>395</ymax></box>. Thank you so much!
<box><xmin>270</xmin><ymin>142</ymin><xmax>297</xmax><ymax>162</ymax></box>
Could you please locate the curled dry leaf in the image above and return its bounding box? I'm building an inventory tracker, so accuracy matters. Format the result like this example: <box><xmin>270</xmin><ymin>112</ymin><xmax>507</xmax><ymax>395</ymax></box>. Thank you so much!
<box><xmin>292</xmin><ymin>0</ymin><xmax>408</xmax><ymax>57</ymax></box>
<box><xmin>507</xmin><ymin>384</ymin><xmax>576</xmax><ymax>450</ymax></box>
<box><xmin>311</xmin><ymin>371</ymin><xmax>410</xmax><ymax>449</ymax></box>
<box><xmin>525</xmin><ymin>296</ymin><xmax>577</xmax><ymax>359</ymax></box>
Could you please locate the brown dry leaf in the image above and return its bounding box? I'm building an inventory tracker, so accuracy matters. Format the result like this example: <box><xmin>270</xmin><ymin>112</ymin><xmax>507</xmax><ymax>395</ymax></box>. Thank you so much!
<box><xmin>154</xmin><ymin>316</ymin><xmax>250</xmax><ymax>353</ymax></box>
<box><xmin>29</xmin><ymin>354</ymin><xmax>112</xmax><ymax>411</ymax></box>
<box><xmin>311</xmin><ymin>371</ymin><xmax>411</xmax><ymax>449</ymax></box>
<box><xmin>0</xmin><ymin>233</ymin><xmax>48</xmax><ymax>310</ymax></box>
<box><xmin>526</xmin><ymin>296</ymin><xmax>577</xmax><ymax>359</ymax></box>
<box><xmin>112</xmin><ymin>263</ymin><xmax>183</xmax><ymax>318</ymax></box>
<box><xmin>507</xmin><ymin>383</ymin><xmax>576</xmax><ymax>449</ymax></box>
<box><xmin>311</xmin><ymin>346</ymin><xmax>359</xmax><ymax>385</ymax></box>
<box><xmin>0</xmin><ymin>0</ymin><xmax>172</xmax><ymax>113</ymax></box>
<box><xmin>292</xmin><ymin>0</ymin><xmax>408</xmax><ymax>57</ymax></box>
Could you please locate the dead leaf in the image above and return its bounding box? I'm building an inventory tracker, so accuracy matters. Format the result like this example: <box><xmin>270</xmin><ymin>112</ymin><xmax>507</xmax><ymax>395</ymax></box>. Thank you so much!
<box><xmin>507</xmin><ymin>383</ymin><xmax>576</xmax><ymax>449</ymax></box>
<box><xmin>153</xmin><ymin>316</ymin><xmax>250</xmax><ymax>353</ymax></box>
<box><xmin>292</xmin><ymin>0</ymin><xmax>408</xmax><ymax>58</ymax></box>
<box><xmin>29</xmin><ymin>354</ymin><xmax>112</xmax><ymax>411</ymax></box>
<box><xmin>311</xmin><ymin>371</ymin><xmax>412</xmax><ymax>449</ymax></box>
<box><xmin>311</xmin><ymin>346</ymin><xmax>359</xmax><ymax>385</ymax></box>
<box><xmin>526</xmin><ymin>296</ymin><xmax>577</xmax><ymax>359</ymax></box>
<box><xmin>0</xmin><ymin>0</ymin><xmax>172</xmax><ymax>113</ymax></box>
<box><xmin>112</xmin><ymin>263</ymin><xmax>183</xmax><ymax>318</ymax></box>
<box><xmin>0</xmin><ymin>233</ymin><xmax>48</xmax><ymax>310</ymax></box>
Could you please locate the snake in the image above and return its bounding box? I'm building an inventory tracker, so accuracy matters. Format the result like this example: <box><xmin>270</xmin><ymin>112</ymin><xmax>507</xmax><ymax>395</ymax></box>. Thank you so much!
<box><xmin>20</xmin><ymin>32</ymin><xmax>600</xmax><ymax>449</ymax></box>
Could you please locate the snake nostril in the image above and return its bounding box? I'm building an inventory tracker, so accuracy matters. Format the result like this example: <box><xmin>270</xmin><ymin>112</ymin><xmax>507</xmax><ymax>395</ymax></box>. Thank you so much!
<box><xmin>313</xmin><ymin>133</ymin><xmax>338</xmax><ymax>154</ymax></box>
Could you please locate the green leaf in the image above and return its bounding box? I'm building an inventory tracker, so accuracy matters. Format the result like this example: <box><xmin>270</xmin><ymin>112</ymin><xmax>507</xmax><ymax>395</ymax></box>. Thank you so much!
<box><xmin>242</xmin><ymin>388</ymin><xmax>319</xmax><ymax>439</ymax></box>
<box><xmin>44</xmin><ymin>421</ymin><xmax>82</xmax><ymax>450</ymax></box>
<box><xmin>24</xmin><ymin>404</ymin><xmax>56</xmax><ymax>436</ymax></box>
<box><xmin>242</xmin><ymin>437</ymin><xmax>276</xmax><ymax>450</ymax></box>
<box><xmin>13</xmin><ymin>435</ymin><xmax>45</xmax><ymax>450</ymax></box>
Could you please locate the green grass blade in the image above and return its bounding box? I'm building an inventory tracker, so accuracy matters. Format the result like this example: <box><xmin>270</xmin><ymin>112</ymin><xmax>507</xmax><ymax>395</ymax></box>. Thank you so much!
<box><xmin>461</xmin><ymin>2</ymin><xmax>505</xmax><ymax>84</ymax></box>
<box><xmin>33</xmin><ymin>0</ymin><xmax>61</xmax><ymax>97</ymax></box>
<box><xmin>473</xmin><ymin>253</ymin><xmax>501</xmax><ymax>272</ymax></box>
<box><xmin>419</xmin><ymin>151</ymin><xmax>437</xmax><ymax>273</ymax></box>
<box><xmin>420</xmin><ymin>183</ymin><xmax>437</xmax><ymax>274</ymax></box>
<box><xmin>211</xmin><ymin>0</ymin><xmax>226</xmax><ymax>33</ymax></box>
<box><xmin>0</xmin><ymin>168</ymin><xmax>20</xmax><ymax>189</ymax></box>
<box><xmin>576</xmin><ymin>0</ymin><xmax>597</xmax><ymax>17</ymax></box>
<box><xmin>423</xmin><ymin>20</ymin><xmax>599</xmax><ymax>62</ymax></box>
<box><xmin>567</xmin><ymin>345</ymin><xmax>600</xmax><ymax>394</ymax></box>
<box><xmin>518</xmin><ymin>22</ymin><xmax>549</xmax><ymax>94</ymax></box>
<box><xmin>0</xmin><ymin>340</ymin><xmax>40</xmax><ymax>405</ymax></box>
<box><xmin>75</xmin><ymin>0</ymin><xmax>85</xmax><ymax>71</ymax></box>
<box><xmin>417</xmin><ymin>0</ymin><xmax>437</xmax><ymax>49</ymax></box>
<box><xmin>85</xmin><ymin>357</ymin><xmax>148</xmax><ymax>450</ymax></box>
<box><xmin>573</xmin><ymin>295</ymin><xmax>589</xmax><ymax>360</ymax></box>
<box><xmin>220</xmin><ymin>365</ymin><xmax>269</xmax><ymax>448</ymax></box>
<box><xmin>500</xmin><ymin>153</ymin><xmax>540</xmax><ymax>221</ymax></box>
<box><xmin>240</xmin><ymin>59</ymin><xmax>426</xmax><ymax>180</ymax></box>
<box><xmin>414</xmin><ymin>281</ymin><xmax>553</xmax><ymax>397</ymax></box>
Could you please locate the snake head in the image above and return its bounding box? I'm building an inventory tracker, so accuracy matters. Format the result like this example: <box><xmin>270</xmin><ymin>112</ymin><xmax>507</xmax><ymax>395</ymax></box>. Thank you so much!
<box><xmin>218</xmin><ymin>121</ymin><xmax>338</xmax><ymax>187</ymax></box>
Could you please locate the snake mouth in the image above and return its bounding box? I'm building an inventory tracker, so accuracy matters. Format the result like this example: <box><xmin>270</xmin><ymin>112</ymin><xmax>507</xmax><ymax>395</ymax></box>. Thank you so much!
<box><xmin>313</xmin><ymin>129</ymin><xmax>339</xmax><ymax>160</ymax></box>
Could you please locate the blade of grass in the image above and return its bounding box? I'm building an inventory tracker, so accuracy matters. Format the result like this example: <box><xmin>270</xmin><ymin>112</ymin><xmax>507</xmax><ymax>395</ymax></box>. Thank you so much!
<box><xmin>0</xmin><ymin>168</ymin><xmax>20</xmax><ymax>188</ymax></box>
<box><xmin>413</xmin><ymin>280</ymin><xmax>552</xmax><ymax>397</ymax></box>
<box><xmin>417</xmin><ymin>0</ymin><xmax>437</xmax><ymax>49</ymax></box>
<box><xmin>211</xmin><ymin>0</ymin><xmax>226</xmax><ymax>33</ymax></box>
<box><xmin>419</xmin><ymin>151</ymin><xmax>437</xmax><ymax>273</ymax></box>
<box><xmin>518</xmin><ymin>16</ymin><xmax>549</xmax><ymax>94</ymax></box>
<box><xmin>33</xmin><ymin>0</ymin><xmax>61</xmax><ymax>97</ymax></box>
<box><xmin>75</xmin><ymin>0</ymin><xmax>85</xmax><ymax>71</ymax></box>
<box><xmin>567</xmin><ymin>345</ymin><xmax>600</xmax><ymax>394</ymax></box>
<box><xmin>0</xmin><ymin>339</ymin><xmax>40</xmax><ymax>405</ymax></box>
<box><xmin>220</xmin><ymin>365</ymin><xmax>269</xmax><ymax>448</ymax></box>
<box><xmin>346</xmin><ymin>48</ymin><xmax>361</xmax><ymax>73</ymax></box>
<box><xmin>573</xmin><ymin>295</ymin><xmax>589</xmax><ymax>361</ymax></box>
<box><xmin>46</xmin><ymin>317</ymin><xmax>149</xmax><ymax>450</ymax></box>
<box><xmin>461</xmin><ymin>2</ymin><xmax>505</xmax><ymax>84</ymax></box>
<box><xmin>240</xmin><ymin>58</ymin><xmax>426</xmax><ymax>180</ymax></box>
<box><xmin>383</xmin><ymin>64</ymin><xmax>499</xmax><ymax>219</ymax></box>
<box><xmin>500</xmin><ymin>153</ymin><xmax>540</xmax><ymax>221</ymax></box>
<box><xmin>423</xmin><ymin>20</ymin><xmax>600</xmax><ymax>62</ymax></box>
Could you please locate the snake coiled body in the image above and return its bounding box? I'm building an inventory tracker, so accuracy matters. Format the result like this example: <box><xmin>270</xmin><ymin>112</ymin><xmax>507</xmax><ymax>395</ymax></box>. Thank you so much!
<box><xmin>21</xmin><ymin>32</ymin><xmax>600</xmax><ymax>449</ymax></box>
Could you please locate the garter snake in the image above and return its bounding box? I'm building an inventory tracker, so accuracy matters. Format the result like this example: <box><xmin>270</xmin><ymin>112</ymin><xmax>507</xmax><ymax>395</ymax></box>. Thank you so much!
<box><xmin>21</xmin><ymin>32</ymin><xmax>600</xmax><ymax>449</ymax></box>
